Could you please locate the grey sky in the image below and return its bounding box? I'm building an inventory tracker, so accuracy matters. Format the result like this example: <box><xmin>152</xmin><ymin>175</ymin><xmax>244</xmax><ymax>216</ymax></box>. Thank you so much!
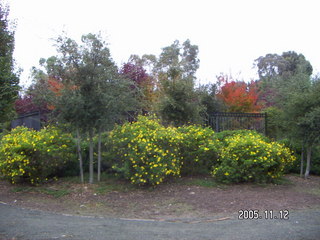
<box><xmin>6</xmin><ymin>0</ymin><xmax>320</xmax><ymax>88</ymax></box>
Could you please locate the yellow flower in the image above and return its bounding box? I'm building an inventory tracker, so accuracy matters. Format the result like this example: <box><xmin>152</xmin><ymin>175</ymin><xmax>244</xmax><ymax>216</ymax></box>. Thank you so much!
<box><xmin>224</xmin><ymin>172</ymin><xmax>229</xmax><ymax>176</ymax></box>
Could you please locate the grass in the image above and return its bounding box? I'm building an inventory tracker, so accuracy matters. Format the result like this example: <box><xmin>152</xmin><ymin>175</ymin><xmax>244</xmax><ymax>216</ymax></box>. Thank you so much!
<box><xmin>304</xmin><ymin>188</ymin><xmax>320</xmax><ymax>196</ymax></box>
<box><xmin>176</xmin><ymin>176</ymin><xmax>222</xmax><ymax>188</ymax></box>
<box><xmin>11</xmin><ymin>186</ymin><xmax>34</xmax><ymax>193</ymax></box>
<box><xmin>272</xmin><ymin>176</ymin><xmax>294</xmax><ymax>185</ymax></box>
<box><xmin>12</xmin><ymin>185</ymin><xmax>71</xmax><ymax>198</ymax></box>
<box><xmin>94</xmin><ymin>180</ymin><xmax>135</xmax><ymax>194</ymax></box>
<box><xmin>10</xmin><ymin>173</ymin><xmax>136</xmax><ymax>198</ymax></box>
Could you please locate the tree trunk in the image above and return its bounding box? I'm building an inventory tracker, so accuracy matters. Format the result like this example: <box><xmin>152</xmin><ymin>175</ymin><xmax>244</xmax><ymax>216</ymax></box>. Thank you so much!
<box><xmin>97</xmin><ymin>129</ymin><xmax>102</xmax><ymax>182</ymax></box>
<box><xmin>89</xmin><ymin>129</ymin><xmax>94</xmax><ymax>184</ymax></box>
<box><xmin>300</xmin><ymin>146</ymin><xmax>304</xmax><ymax>178</ymax></box>
<box><xmin>304</xmin><ymin>146</ymin><xmax>312</xmax><ymax>179</ymax></box>
<box><xmin>76</xmin><ymin>129</ymin><xmax>84</xmax><ymax>183</ymax></box>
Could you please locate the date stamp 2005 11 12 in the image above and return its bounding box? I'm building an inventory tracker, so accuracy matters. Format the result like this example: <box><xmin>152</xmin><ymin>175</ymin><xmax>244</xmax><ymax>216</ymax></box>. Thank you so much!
<box><xmin>238</xmin><ymin>210</ymin><xmax>289</xmax><ymax>220</ymax></box>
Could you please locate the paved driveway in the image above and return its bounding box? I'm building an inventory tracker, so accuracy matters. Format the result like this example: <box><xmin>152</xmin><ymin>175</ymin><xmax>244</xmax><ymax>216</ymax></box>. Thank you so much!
<box><xmin>0</xmin><ymin>203</ymin><xmax>319</xmax><ymax>240</ymax></box>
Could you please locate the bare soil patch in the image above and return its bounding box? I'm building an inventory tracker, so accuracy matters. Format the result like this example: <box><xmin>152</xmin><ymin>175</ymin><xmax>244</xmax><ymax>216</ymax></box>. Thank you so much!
<box><xmin>0</xmin><ymin>174</ymin><xmax>319</xmax><ymax>220</ymax></box>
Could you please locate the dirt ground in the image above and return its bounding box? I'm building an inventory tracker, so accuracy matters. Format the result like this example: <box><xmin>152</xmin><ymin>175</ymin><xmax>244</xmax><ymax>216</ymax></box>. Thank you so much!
<box><xmin>0</xmin><ymin>174</ymin><xmax>319</xmax><ymax>220</ymax></box>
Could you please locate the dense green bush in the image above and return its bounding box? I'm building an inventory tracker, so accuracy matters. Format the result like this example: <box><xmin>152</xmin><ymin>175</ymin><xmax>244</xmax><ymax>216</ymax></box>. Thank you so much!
<box><xmin>108</xmin><ymin>116</ymin><xmax>182</xmax><ymax>186</ymax></box>
<box><xmin>108</xmin><ymin>116</ymin><xmax>224</xmax><ymax>185</ymax></box>
<box><xmin>177</xmin><ymin>125</ymin><xmax>220</xmax><ymax>175</ymax></box>
<box><xmin>108</xmin><ymin>116</ymin><xmax>296</xmax><ymax>185</ymax></box>
<box><xmin>0</xmin><ymin>126</ymin><xmax>75</xmax><ymax>184</ymax></box>
<box><xmin>212</xmin><ymin>132</ymin><xmax>296</xmax><ymax>183</ymax></box>
<box><xmin>213</xmin><ymin>129</ymin><xmax>266</xmax><ymax>147</ymax></box>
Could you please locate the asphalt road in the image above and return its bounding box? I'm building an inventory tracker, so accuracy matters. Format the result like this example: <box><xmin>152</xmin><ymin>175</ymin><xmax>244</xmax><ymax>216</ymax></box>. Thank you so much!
<box><xmin>0</xmin><ymin>203</ymin><xmax>319</xmax><ymax>240</ymax></box>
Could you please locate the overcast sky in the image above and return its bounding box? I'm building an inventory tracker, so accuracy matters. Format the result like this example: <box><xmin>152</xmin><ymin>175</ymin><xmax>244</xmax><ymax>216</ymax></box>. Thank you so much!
<box><xmin>6</xmin><ymin>0</ymin><xmax>320</xmax><ymax>88</ymax></box>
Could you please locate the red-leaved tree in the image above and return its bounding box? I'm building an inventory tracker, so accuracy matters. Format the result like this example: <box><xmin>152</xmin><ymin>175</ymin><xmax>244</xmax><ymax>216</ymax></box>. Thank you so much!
<box><xmin>15</xmin><ymin>95</ymin><xmax>40</xmax><ymax>115</ymax></box>
<box><xmin>217</xmin><ymin>75</ymin><xmax>261</xmax><ymax>112</ymax></box>
<box><xmin>120</xmin><ymin>62</ymin><xmax>156</xmax><ymax>111</ymax></box>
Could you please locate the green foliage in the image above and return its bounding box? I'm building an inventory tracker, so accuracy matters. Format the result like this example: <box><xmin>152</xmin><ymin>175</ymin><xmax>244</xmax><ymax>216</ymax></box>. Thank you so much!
<box><xmin>178</xmin><ymin>177</ymin><xmax>221</xmax><ymax>188</ymax></box>
<box><xmin>158</xmin><ymin>79</ymin><xmax>203</xmax><ymax>126</ymax></box>
<box><xmin>108</xmin><ymin>116</ymin><xmax>225</xmax><ymax>185</ymax></box>
<box><xmin>263</xmin><ymin>106</ymin><xmax>285</xmax><ymax>139</ymax></box>
<box><xmin>108</xmin><ymin>116</ymin><xmax>182</xmax><ymax>186</ymax></box>
<box><xmin>255</xmin><ymin>51</ymin><xmax>313</xmax><ymax>81</ymax></box>
<box><xmin>177</xmin><ymin>125</ymin><xmax>220</xmax><ymax>176</ymax></box>
<box><xmin>30</xmin><ymin>33</ymin><xmax>138</xmax><ymax>183</ymax></box>
<box><xmin>213</xmin><ymin>129</ymin><xmax>265</xmax><ymax>147</ymax></box>
<box><xmin>212</xmin><ymin>132</ymin><xmax>296</xmax><ymax>183</ymax></box>
<box><xmin>0</xmin><ymin>3</ymin><xmax>20</xmax><ymax>123</ymax></box>
<box><xmin>0</xmin><ymin>126</ymin><xmax>75</xmax><ymax>184</ymax></box>
<box><xmin>49</xmin><ymin>33</ymin><xmax>136</xmax><ymax>131</ymax></box>
<box><xmin>154</xmin><ymin>39</ymin><xmax>203</xmax><ymax>126</ymax></box>
<box><xmin>196</xmin><ymin>83</ymin><xmax>225</xmax><ymax>115</ymax></box>
<box><xmin>108</xmin><ymin>116</ymin><xmax>296</xmax><ymax>185</ymax></box>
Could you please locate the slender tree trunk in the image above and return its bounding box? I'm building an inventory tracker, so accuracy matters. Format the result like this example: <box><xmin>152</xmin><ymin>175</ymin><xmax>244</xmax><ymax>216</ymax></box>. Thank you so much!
<box><xmin>89</xmin><ymin>129</ymin><xmax>94</xmax><ymax>184</ymax></box>
<box><xmin>76</xmin><ymin>128</ymin><xmax>84</xmax><ymax>183</ymax></box>
<box><xmin>304</xmin><ymin>146</ymin><xmax>312</xmax><ymax>179</ymax></box>
<box><xmin>300</xmin><ymin>146</ymin><xmax>304</xmax><ymax>178</ymax></box>
<box><xmin>97</xmin><ymin>128</ymin><xmax>102</xmax><ymax>182</ymax></box>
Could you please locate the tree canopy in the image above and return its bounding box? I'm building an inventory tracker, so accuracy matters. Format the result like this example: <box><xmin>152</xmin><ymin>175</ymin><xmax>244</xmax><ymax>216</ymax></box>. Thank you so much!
<box><xmin>0</xmin><ymin>3</ymin><xmax>19</xmax><ymax>123</ymax></box>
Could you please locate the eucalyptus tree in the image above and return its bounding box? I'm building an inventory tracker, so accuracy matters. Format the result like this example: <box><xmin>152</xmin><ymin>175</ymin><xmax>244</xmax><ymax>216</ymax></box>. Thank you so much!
<box><xmin>143</xmin><ymin>39</ymin><xmax>202</xmax><ymax>125</ymax></box>
<box><xmin>255</xmin><ymin>51</ymin><xmax>313</xmax><ymax>107</ymax></box>
<box><xmin>127</xmin><ymin>40</ymin><xmax>202</xmax><ymax>125</ymax></box>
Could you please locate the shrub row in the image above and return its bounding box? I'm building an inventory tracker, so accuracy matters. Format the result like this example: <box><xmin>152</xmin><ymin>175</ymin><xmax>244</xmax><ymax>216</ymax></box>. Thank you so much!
<box><xmin>108</xmin><ymin>116</ymin><xmax>296</xmax><ymax>185</ymax></box>
<box><xmin>0</xmin><ymin>116</ymin><xmax>297</xmax><ymax>186</ymax></box>
<box><xmin>0</xmin><ymin>126</ymin><xmax>74</xmax><ymax>184</ymax></box>
<box><xmin>108</xmin><ymin>116</ymin><xmax>223</xmax><ymax>185</ymax></box>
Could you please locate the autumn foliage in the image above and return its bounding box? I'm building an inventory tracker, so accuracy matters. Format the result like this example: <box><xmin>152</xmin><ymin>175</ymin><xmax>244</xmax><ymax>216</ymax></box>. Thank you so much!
<box><xmin>120</xmin><ymin>62</ymin><xmax>156</xmax><ymax>111</ymax></box>
<box><xmin>217</xmin><ymin>76</ymin><xmax>261</xmax><ymax>112</ymax></box>
<box><xmin>48</xmin><ymin>78</ymin><xmax>64</xmax><ymax>96</ymax></box>
<box><xmin>15</xmin><ymin>95</ymin><xmax>41</xmax><ymax>115</ymax></box>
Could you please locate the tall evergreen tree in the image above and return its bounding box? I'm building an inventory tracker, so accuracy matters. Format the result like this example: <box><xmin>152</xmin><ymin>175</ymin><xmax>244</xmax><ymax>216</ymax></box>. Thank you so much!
<box><xmin>0</xmin><ymin>3</ymin><xmax>19</xmax><ymax>123</ymax></box>
<box><xmin>30</xmin><ymin>33</ymin><xmax>136</xmax><ymax>183</ymax></box>
<box><xmin>155</xmin><ymin>39</ymin><xmax>202</xmax><ymax>125</ymax></box>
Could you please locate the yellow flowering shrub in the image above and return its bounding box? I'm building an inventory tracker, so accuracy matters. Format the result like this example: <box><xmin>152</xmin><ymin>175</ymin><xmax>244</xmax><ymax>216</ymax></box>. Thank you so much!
<box><xmin>0</xmin><ymin>126</ymin><xmax>74</xmax><ymax>184</ymax></box>
<box><xmin>212</xmin><ymin>132</ymin><xmax>296</xmax><ymax>183</ymax></box>
<box><xmin>109</xmin><ymin>116</ymin><xmax>182</xmax><ymax>186</ymax></box>
<box><xmin>177</xmin><ymin>125</ymin><xmax>221</xmax><ymax>175</ymax></box>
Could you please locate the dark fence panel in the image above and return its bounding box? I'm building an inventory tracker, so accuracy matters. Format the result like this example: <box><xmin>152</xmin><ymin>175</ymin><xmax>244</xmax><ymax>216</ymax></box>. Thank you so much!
<box><xmin>205</xmin><ymin>112</ymin><xmax>266</xmax><ymax>135</ymax></box>
<box><xmin>11</xmin><ymin>111</ymin><xmax>41</xmax><ymax>131</ymax></box>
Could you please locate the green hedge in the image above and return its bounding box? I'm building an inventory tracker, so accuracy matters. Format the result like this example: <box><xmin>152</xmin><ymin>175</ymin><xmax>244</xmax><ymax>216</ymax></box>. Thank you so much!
<box><xmin>177</xmin><ymin>125</ymin><xmax>220</xmax><ymax>175</ymax></box>
<box><xmin>0</xmin><ymin>116</ymin><xmax>297</xmax><ymax>186</ymax></box>
<box><xmin>108</xmin><ymin>115</ymin><xmax>296</xmax><ymax>185</ymax></box>
<box><xmin>0</xmin><ymin>126</ymin><xmax>75</xmax><ymax>184</ymax></box>
<box><xmin>108</xmin><ymin>116</ymin><xmax>181</xmax><ymax>185</ymax></box>
<box><xmin>212</xmin><ymin>132</ymin><xmax>296</xmax><ymax>183</ymax></box>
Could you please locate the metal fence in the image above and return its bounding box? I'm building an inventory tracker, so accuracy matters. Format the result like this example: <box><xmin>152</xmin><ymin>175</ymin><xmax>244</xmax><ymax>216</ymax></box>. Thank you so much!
<box><xmin>204</xmin><ymin>112</ymin><xmax>267</xmax><ymax>135</ymax></box>
<box><xmin>11</xmin><ymin>111</ymin><xmax>41</xmax><ymax>131</ymax></box>
<box><xmin>9</xmin><ymin>111</ymin><xmax>267</xmax><ymax>134</ymax></box>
